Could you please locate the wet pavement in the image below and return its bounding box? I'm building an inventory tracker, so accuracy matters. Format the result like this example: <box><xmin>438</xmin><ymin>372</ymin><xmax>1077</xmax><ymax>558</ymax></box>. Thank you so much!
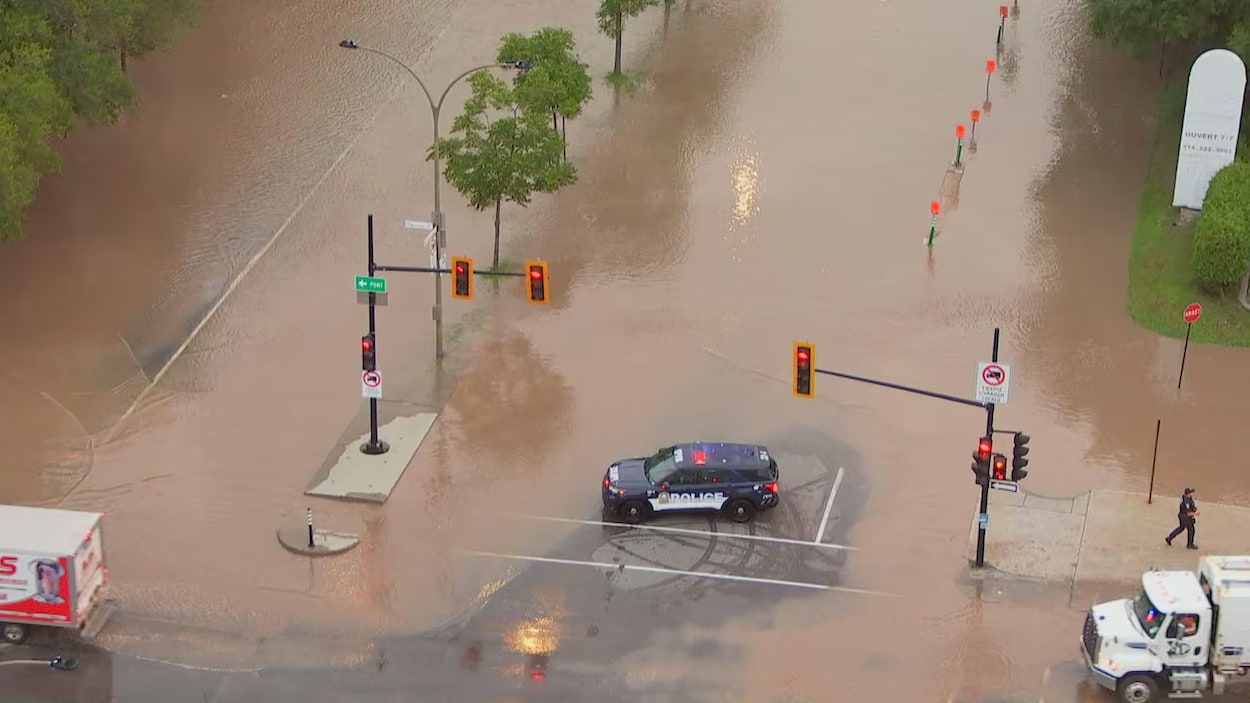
<box><xmin>4</xmin><ymin>0</ymin><xmax>1250</xmax><ymax>700</ymax></box>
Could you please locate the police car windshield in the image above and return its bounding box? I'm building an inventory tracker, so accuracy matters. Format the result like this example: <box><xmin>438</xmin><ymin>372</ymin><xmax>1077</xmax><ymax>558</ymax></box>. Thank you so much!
<box><xmin>643</xmin><ymin>448</ymin><xmax>679</xmax><ymax>484</ymax></box>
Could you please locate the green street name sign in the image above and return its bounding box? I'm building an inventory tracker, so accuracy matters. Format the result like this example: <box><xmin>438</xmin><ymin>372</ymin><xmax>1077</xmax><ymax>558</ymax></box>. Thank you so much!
<box><xmin>355</xmin><ymin>275</ymin><xmax>387</xmax><ymax>293</ymax></box>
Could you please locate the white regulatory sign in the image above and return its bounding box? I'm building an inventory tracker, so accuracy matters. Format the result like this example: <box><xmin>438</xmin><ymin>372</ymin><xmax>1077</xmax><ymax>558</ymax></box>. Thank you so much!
<box><xmin>990</xmin><ymin>479</ymin><xmax>1019</xmax><ymax>493</ymax></box>
<box><xmin>361</xmin><ymin>370</ymin><xmax>382</xmax><ymax>399</ymax></box>
<box><xmin>975</xmin><ymin>362</ymin><xmax>1011</xmax><ymax>405</ymax></box>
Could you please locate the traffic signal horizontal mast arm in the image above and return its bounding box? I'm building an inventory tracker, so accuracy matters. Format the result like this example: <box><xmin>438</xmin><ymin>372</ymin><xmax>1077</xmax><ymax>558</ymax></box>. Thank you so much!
<box><xmin>812</xmin><ymin>367</ymin><xmax>987</xmax><ymax>409</ymax></box>
<box><xmin>374</xmin><ymin>264</ymin><xmax>528</xmax><ymax>277</ymax></box>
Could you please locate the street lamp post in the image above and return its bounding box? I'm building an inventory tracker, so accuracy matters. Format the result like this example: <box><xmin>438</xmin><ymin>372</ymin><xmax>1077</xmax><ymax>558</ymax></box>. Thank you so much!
<box><xmin>338</xmin><ymin>40</ymin><xmax>529</xmax><ymax>361</ymax></box>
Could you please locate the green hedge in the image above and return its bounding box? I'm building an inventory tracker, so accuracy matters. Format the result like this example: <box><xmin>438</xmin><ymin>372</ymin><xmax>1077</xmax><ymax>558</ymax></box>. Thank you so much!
<box><xmin>1192</xmin><ymin>162</ymin><xmax>1250</xmax><ymax>291</ymax></box>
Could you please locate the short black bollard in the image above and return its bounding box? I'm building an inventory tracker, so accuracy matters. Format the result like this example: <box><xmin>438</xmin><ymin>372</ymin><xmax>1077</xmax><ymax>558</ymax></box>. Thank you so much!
<box><xmin>307</xmin><ymin>508</ymin><xmax>315</xmax><ymax>548</ymax></box>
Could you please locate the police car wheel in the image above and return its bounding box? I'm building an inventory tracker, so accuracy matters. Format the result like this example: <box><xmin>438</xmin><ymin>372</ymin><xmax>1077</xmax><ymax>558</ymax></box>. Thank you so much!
<box><xmin>620</xmin><ymin>501</ymin><xmax>649</xmax><ymax>524</ymax></box>
<box><xmin>726</xmin><ymin>499</ymin><xmax>755</xmax><ymax>523</ymax></box>
<box><xmin>1</xmin><ymin>622</ymin><xmax>27</xmax><ymax>644</ymax></box>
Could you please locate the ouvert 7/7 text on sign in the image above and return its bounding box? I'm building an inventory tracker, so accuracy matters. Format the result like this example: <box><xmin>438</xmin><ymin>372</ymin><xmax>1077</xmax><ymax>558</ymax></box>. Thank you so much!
<box><xmin>355</xmin><ymin>276</ymin><xmax>387</xmax><ymax>294</ymax></box>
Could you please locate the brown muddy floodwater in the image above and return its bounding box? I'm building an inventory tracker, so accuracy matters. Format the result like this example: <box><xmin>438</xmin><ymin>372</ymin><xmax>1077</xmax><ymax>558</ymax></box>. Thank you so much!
<box><xmin>1</xmin><ymin>0</ymin><xmax>1249</xmax><ymax>696</ymax></box>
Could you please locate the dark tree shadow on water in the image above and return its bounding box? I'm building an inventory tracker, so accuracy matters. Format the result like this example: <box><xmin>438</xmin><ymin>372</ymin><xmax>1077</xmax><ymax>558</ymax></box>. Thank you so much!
<box><xmin>507</xmin><ymin>0</ymin><xmax>781</xmax><ymax>312</ymax></box>
<box><xmin>446</xmin><ymin>327</ymin><xmax>574</xmax><ymax>475</ymax></box>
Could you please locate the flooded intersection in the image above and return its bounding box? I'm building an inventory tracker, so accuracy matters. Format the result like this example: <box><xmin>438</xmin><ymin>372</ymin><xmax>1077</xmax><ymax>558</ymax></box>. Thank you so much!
<box><xmin>3</xmin><ymin>0</ymin><xmax>1250</xmax><ymax>700</ymax></box>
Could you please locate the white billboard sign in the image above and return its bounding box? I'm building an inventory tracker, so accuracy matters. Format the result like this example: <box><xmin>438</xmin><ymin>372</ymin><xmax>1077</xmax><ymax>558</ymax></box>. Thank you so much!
<box><xmin>1173</xmin><ymin>49</ymin><xmax>1246</xmax><ymax>210</ymax></box>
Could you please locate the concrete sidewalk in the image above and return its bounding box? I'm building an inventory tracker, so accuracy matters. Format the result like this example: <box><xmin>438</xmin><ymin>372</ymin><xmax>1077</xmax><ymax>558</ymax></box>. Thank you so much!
<box><xmin>967</xmin><ymin>488</ymin><xmax>1250</xmax><ymax>607</ymax></box>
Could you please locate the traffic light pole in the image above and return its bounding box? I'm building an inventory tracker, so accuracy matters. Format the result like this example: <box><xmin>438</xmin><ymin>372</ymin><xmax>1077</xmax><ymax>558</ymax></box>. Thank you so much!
<box><xmin>974</xmin><ymin>327</ymin><xmax>1000</xmax><ymax>568</ymax></box>
<box><xmin>801</xmin><ymin>327</ymin><xmax>1008</xmax><ymax>569</ymax></box>
<box><xmin>372</xmin><ymin>262</ymin><xmax>525</xmax><ymax>276</ymax></box>
<box><xmin>811</xmin><ymin>369</ymin><xmax>987</xmax><ymax>410</ymax></box>
<box><xmin>362</xmin><ymin>215</ymin><xmax>389</xmax><ymax>456</ymax></box>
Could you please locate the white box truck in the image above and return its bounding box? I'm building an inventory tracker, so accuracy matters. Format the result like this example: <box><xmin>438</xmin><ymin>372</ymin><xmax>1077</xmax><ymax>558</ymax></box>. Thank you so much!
<box><xmin>0</xmin><ymin>504</ymin><xmax>108</xmax><ymax>645</ymax></box>
<box><xmin>1080</xmin><ymin>555</ymin><xmax>1250</xmax><ymax>701</ymax></box>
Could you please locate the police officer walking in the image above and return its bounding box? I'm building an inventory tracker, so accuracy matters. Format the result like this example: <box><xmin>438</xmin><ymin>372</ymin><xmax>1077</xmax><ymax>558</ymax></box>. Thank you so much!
<box><xmin>1165</xmin><ymin>487</ymin><xmax>1200</xmax><ymax>550</ymax></box>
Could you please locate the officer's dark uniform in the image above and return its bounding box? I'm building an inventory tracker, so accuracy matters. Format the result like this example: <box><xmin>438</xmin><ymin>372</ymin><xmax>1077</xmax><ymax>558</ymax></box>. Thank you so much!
<box><xmin>1166</xmin><ymin>488</ymin><xmax>1198</xmax><ymax>549</ymax></box>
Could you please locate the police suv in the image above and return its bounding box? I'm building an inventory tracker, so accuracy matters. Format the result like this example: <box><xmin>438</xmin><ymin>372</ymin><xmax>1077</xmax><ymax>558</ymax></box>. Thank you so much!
<box><xmin>601</xmin><ymin>442</ymin><xmax>779</xmax><ymax>524</ymax></box>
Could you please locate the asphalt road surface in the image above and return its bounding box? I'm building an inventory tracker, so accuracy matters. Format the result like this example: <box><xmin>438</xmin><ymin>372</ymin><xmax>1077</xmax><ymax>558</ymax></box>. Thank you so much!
<box><xmin>6</xmin><ymin>442</ymin><xmax>868</xmax><ymax>703</ymax></box>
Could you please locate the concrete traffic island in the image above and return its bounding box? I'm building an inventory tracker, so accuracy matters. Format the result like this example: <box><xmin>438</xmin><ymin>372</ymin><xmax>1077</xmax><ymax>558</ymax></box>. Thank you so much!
<box><xmin>967</xmin><ymin>488</ymin><xmax>1250</xmax><ymax>607</ymax></box>
<box><xmin>276</xmin><ymin>526</ymin><xmax>360</xmax><ymax>556</ymax></box>
<box><xmin>305</xmin><ymin>413</ymin><xmax>438</xmax><ymax>503</ymax></box>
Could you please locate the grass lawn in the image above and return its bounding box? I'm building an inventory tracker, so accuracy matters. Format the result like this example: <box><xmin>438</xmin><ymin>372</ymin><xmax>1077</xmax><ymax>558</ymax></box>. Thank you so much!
<box><xmin>1126</xmin><ymin>84</ymin><xmax>1250</xmax><ymax>346</ymax></box>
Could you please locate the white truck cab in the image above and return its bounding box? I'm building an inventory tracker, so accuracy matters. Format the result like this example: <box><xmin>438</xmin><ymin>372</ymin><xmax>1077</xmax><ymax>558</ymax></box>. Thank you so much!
<box><xmin>1081</xmin><ymin>555</ymin><xmax>1250</xmax><ymax>702</ymax></box>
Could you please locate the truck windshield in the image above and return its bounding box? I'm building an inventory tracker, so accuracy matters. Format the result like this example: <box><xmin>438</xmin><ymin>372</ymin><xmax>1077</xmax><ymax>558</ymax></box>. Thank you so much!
<box><xmin>643</xmin><ymin>448</ymin><xmax>678</xmax><ymax>485</ymax></box>
<box><xmin>1132</xmin><ymin>589</ymin><xmax>1165</xmax><ymax>638</ymax></box>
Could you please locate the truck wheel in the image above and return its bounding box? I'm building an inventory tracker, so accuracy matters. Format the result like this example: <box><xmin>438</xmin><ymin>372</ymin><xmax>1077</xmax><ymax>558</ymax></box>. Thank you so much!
<box><xmin>620</xmin><ymin>501</ymin><xmax>649</xmax><ymax>525</ymax></box>
<box><xmin>1</xmin><ymin>622</ymin><xmax>28</xmax><ymax>644</ymax></box>
<box><xmin>1117</xmin><ymin>674</ymin><xmax>1160</xmax><ymax>703</ymax></box>
<box><xmin>726</xmin><ymin>499</ymin><xmax>755</xmax><ymax>523</ymax></box>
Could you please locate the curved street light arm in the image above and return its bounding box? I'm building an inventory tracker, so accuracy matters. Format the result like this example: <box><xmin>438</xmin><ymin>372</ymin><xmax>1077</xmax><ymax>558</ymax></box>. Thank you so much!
<box><xmin>352</xmin><ymin>45</ymin><xmax>437</xmax><ymax>112</ymax></box>
<box><xmin>435</xmin><ymin>63</ymin><xmax>516</xmax><ymax>113</ymax></box>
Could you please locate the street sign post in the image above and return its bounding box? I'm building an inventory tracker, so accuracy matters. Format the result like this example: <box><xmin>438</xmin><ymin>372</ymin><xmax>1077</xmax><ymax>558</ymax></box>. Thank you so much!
<box><xmin>423</xmin><ymin>229</ymin><xmax>447</xmax><ymax>269</ymax></box>
<box><xmin>355</xmin><ymin>276</ymin><xmax>387</xmax><ymax>294</ymax></box>
<box><xmin>974</xmin><ymin>362</ymin><xmax>1011</xmax><ymax>405</ymax></box>
<box><xmin>1178</xmin><ymin>302</ymin><xmax>1203</xmax><ymax>389</ymax></box>
<box><xmin>361</xmin><ymin>369</ymin><xmax>382</xmax><ymax>399</ymax></box>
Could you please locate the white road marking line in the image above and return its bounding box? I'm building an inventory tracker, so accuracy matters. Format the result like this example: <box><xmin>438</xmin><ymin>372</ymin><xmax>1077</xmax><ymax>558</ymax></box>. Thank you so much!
<box><xmin>100</xmin><ymin>123</ymin><xmax>369</xmax><ymax>447</ymax></box>
<box><xmin>1039</xmin><ymin>666</ymin><xmax>1050</xmax><ymax>703</ymax></box>
<box><xmin>458</xmin><ymin>550</ymin><xmax>898</xmax><ymax>597</ymax></box>
<box><xmin>508</xmin><ymin>514</ymin><xmax>857</xmax><ymax>551</ymax></box>
<box><xmin>814</xmin><ymin>466</ymin><xmax>846</xmax><ymax>544</ymax></box>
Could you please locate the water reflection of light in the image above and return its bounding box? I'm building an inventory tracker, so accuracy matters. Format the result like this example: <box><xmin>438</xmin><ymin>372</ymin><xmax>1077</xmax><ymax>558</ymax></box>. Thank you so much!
<box><xmin>731</xmin><ymin>151</ymin><xmax>761</xmax><ymax>228</ymax></box>
<box><xmin>504</xmin><ymin>615</ymin><xmax>561</xmax><ymax>655</ymax></box>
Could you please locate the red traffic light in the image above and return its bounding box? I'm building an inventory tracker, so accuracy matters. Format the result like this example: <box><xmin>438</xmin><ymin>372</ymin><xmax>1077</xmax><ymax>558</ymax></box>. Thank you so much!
<box><xmin>978</xmin><ymin>438</ymin><xmax>992</xmax><ymax>456</ymax></box>
<box><xmin>525</xmin><ymin>260</ymin><xmax>549</xmax><ymax>305</ymax></box>
<box><xmin>793</xmin><ymin>342</ymin><xmax>815</xmax><ymax>398</ymax></box>
<box><xmin>451</xmin><ymin>256</ymin><xmax>473</xmax><ymax>300</ymax></box>
<box><xmin>992</xmin><ymin>455</ymin><xmax>1007</xmax><ymax>480</ymax></box>
<box><xmin>361</xmin><ymin>333</ymin><xmax>377</xmax><ymax>371</ymax></box>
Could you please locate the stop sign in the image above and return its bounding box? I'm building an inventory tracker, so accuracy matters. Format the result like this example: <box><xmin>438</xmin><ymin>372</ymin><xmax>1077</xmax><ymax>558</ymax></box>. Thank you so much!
<box><xmin>1183</xmin><ymin>303</ymin><xmax>1203</xmax><ymax>324</ymax></box>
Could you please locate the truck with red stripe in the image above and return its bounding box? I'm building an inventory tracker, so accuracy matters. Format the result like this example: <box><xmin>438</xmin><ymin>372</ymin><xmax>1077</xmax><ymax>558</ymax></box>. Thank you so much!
<box><xmin>0</xmin><ymin>504</ymin><xmax>108</xmax><ymax>645</ymax></box>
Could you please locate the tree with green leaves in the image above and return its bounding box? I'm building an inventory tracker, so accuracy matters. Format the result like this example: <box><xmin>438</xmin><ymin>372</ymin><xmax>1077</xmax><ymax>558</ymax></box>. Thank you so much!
<box><xmin>0</xmin><ymin>8</ymin><xmax>76</xmax><ymax>240</ymax></box>
<box><xmin>497</xmin><ymin>27</ymin><xmax>592</xmax><ymax>159</ymax></box>
<box><xmin>431</xmin><ymin>72</ymin><xmax>576</xmax><ymax>268</ymax></box>
<box><xmin>1085</xmin><ymin>0</ymin><xmax>1245</xmax><ymax>71</ymax></box>
<box><xmin>0</xmin><ymin>0</ymin><xmax>201</xmax><ymax>243</ymax></box>
<box><xmin>597</xmin><ymin>0</ymin><xmax>658</xmax><ymax>77</ymax></box>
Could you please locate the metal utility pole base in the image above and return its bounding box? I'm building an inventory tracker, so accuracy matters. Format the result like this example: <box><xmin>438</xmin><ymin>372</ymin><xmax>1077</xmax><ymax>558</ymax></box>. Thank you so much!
<box><xmin>360</xmin><ymin>440</ymin><xmax>390</xmax><ymax>456</ymax></box>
